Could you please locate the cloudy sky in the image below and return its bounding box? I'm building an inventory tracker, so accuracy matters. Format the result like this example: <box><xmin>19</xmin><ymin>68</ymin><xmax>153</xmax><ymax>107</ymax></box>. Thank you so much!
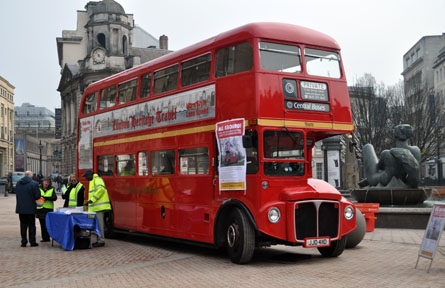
<box><xmin>1</xmin><ymin>0</ymin><xmax>444</xmax><ymax>111</ymax></box>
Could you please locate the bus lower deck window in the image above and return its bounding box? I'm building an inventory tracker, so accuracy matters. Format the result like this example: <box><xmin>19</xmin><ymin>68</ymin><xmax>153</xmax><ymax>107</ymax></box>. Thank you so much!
<box><xmin>151</xmin><ymin>150</ymin><xmax>175</xmax><ymax>175</ymax></box>
<box><xmin>179</xmin><ymin>147</ymin><xmax>209</xmax><ymax>175</ymax></box>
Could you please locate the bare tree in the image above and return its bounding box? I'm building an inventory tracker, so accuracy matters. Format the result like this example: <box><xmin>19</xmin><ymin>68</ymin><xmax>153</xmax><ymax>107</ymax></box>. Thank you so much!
<box><xmin>349</xmin><ymin>74</ymin><xmax>396</xmax><ymax>157</ymax></box>
<box><xmin>350</xmin><ymin>73</ymin><xmax>445</xmax><ymax>164</ymax></box>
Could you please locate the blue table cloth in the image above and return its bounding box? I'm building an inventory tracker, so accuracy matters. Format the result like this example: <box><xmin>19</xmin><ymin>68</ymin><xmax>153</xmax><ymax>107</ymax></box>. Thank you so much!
<box><xmin>46</xmin><ymin>212</ymin><xmax>101</xmax><ymax>251</ymax></box>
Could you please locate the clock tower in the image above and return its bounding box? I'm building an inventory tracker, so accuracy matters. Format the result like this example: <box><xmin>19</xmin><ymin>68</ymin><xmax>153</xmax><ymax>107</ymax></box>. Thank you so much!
<box><xmin>56</xmin><ymin>0</ymin><xmax>170</xmax><ymax>175</ymax></box>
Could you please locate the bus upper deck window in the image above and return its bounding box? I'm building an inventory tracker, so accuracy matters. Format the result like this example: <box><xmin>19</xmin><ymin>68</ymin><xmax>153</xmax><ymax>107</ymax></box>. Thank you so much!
<box><xmin>215</xmin><ymin>42</ymin><xmax>253</xmax><ymax>78</ymax></box>
<box><xmin>154</xmin><ymin>65</ymin><xmax>179</xmax><ymax>95</ymax></box>
<box><xmin>118</xmin><ymin>79</ymin><xmax>138</xmax><ymax>104</ymax></box>
<box><xmin>305</xmin><ymin>48</ymin><xmax>341</xmax><ymax>78</ymax></box>
<box><xmin>100</xmin><ymin>86</ymin><xmax>116</xmax><ymax>110</ymax></box>
<box><xmin>181</xmin><ymin>54</ymin><xmax>211</xmax><ymax>87</ymax></box>
<box><xmin>140</xmin><ymin>73</ymin><xmax>152</xmax><ymax>99</ymax></box>
<box><xmin>83</xmin><ymin>92</ymin><xmax>98</xmax><ymax>114</ymax></box>
<box><xmin>259</xmin><ymin>42</ymin><xmax>301</xmax><ymax>73</ymax></box>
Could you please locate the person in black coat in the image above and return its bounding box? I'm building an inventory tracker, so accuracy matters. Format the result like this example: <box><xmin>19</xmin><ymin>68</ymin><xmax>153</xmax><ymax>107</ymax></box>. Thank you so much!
<box><xmin>15</xmin><ymin>170</ymin><xmax>41</xmax><ymax>247</ymax></box>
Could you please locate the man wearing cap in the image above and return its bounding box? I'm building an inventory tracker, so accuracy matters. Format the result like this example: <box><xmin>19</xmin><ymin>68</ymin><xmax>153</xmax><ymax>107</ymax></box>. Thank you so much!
<box><xmin>82</xmin><ymin>170</ymin><xmax>111</xmax><ymax>247</ymax></box>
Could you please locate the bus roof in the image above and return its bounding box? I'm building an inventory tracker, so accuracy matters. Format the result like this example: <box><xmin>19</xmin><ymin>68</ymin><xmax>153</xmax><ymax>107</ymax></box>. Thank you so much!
<box><xmin>85</xmin><ymin>22</ymin><xmax>340</xmax><ymax>91</ymax></box>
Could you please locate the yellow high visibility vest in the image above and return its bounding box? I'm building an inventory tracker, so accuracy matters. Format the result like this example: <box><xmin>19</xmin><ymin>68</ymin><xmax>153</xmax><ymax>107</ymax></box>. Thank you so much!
<box><xmin>68</xmin><ymin>182</ymin><xmax>84</xmax><ymax>208</ymax></box>
<box><xmin>38</xmin><ymin>188</ymin><xmax>54</xmax><ymax>210</ymax></box>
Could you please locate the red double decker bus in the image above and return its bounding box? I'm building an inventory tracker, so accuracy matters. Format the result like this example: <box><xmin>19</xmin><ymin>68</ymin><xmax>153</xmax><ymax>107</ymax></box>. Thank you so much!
<box><xmin>77</xmin><ymin>22</ymin><xmax>356</xmax><ymax>263</ymax></box>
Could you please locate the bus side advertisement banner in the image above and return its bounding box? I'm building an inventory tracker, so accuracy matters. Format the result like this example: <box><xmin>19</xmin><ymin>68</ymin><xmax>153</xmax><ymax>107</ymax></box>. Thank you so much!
<box><xmin>216</xmin><ymin>119</ymin><xmax>247</xmax><ymax>191</ymax></box>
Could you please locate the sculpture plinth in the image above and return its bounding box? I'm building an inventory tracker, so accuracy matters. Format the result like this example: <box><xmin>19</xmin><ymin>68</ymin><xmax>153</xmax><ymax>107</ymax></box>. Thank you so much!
<box><xmin>351</xmin><ymin>188</ymin><xmax>432</xmax><ymax>206</ymax></box>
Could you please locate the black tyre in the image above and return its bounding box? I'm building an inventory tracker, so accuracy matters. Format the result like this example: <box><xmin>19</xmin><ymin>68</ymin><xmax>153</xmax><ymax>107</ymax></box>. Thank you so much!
<box><xmin>346</xmin><ymin>209</ymin><xmax>366</xmax><ymax>248</ymax></box>
<box><xmin>317</xmin><ymin>236</ymin><xmax>346</xmax><ymax>257</ymax></box>
<box><xmin>104</xmin><ymin>210</ymin><xmax>117</xmax><ymax>239</ymax></box>
<box><xmin>225</xmin><ymin>207</ymin><xmax>255</xmax><ymax>264</ymax></box>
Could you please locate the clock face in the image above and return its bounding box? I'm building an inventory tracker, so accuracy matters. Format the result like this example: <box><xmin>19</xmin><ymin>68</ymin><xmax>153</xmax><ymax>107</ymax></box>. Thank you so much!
<box><xmin>93</xmin><ymin>49</ymin><xmax>105</xmax><ymax>64</ymax></box>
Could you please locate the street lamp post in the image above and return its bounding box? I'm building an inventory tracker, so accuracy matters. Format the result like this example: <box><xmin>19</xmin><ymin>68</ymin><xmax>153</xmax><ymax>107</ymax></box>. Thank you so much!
<box><xmin>39</xmin><ymin>140</ymin><xmax>43</xmax><ymax>175</ymax></box>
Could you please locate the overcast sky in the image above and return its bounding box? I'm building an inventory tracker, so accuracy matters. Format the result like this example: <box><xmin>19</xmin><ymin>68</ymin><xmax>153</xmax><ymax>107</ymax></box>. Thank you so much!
<box><xmin>1</xmin><ymin>0</ymin><xmax>444</xmax><ymax>111</ymax></box>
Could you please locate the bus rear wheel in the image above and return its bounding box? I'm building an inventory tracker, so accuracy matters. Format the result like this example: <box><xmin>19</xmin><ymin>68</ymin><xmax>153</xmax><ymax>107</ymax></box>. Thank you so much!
<box><xmin>104</xmin><ymin>211</ymin><xmax>117</xmax><ymax>239</ymax></box>
<box><xmin>317</xmin><ymin>237</ymin><xmax>346</xmax><ymax>257</ymax></box>
<box><xmin>225</xmin><ymin>207</ymin><xmax>255</xmax><ymax>264</ymax></box>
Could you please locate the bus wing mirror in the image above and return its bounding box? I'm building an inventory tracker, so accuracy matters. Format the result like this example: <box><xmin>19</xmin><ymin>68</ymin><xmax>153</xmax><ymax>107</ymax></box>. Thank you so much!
<box><xmin>242</xmin><ymin>135</ymin><xmax>253</xmax><ymax>148</ymax></box>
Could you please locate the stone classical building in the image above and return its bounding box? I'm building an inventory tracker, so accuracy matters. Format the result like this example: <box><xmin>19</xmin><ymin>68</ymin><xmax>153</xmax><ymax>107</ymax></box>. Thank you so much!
<box><xmin>0</xmin><ymin>76</ymin><xmax>14</xmax><ymax>176</ymax></box>
<box><xmin>433</xmin><ymin>46</ymin><xmax>445</xmax><ymax>96</ymax></box>
<box><xmin>57</xmin><ymin>0</ymin><xmax>170</xmax><ymax>175</ymax></box>
<box><xmin>402</xmin><ymin>34</ymin><xmax>445</xmax><ymax>97</ymax></box>
<box><xmin>14</xmin><ymin>103</ymin><xmax>62</xmax><ymax>176</ymax></box>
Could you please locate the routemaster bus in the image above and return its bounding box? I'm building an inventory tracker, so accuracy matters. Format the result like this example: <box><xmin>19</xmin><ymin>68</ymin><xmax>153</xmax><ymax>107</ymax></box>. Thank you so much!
<box><xmin>77</xmin><ymin>22</ymin><xmax>356</xmax><ymax>264</ymax></box>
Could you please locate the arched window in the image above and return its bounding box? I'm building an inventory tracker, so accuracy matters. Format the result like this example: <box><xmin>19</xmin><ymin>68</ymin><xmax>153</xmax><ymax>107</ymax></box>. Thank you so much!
<box><xmin>97</xmin><ymin>33</ymin><xmax>106</xmax><ymax>48</ymax></box>
<box><xmin>123</xmin><ymin>35</ymin><xmax>127</xmax><ymax>56</ymax></box>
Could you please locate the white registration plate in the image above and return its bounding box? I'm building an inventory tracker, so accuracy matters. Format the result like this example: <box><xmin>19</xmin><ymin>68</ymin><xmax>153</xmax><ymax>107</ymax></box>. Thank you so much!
<box><xmin>304</xmin><ymin>238</ymin><xmax>330</xmax><ymax>248</ymax></box>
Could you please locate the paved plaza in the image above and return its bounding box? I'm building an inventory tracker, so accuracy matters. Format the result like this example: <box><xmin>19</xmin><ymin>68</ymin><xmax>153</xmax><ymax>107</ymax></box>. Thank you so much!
<box><xmin>1</xmin><ymin>191</ymin><xmax>445</xmax><ymax>288</ymax></box>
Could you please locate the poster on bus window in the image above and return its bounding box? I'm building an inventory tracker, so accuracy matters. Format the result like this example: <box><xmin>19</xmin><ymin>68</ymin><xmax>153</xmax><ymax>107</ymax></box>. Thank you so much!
<box><xmin>78</xmin><ymin>116</ymin><xmax>93</xmax><ymax>169</ymax></box>
<box><xmin>419</xmin><ymin>204</ymin><xmax>445</xmax><ymax>259</ymax></box>
<box><xmin>216</xmin><ymin>118</ymin><xmax>246</xmax><ymax>191</ymax></box>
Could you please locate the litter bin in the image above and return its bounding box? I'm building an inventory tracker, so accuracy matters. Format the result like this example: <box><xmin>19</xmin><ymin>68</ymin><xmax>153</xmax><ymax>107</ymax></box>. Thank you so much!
<box><xmin>354</xmin><ymin>203</ymin><xmax>380</xmax><ymax>232</ymax></box>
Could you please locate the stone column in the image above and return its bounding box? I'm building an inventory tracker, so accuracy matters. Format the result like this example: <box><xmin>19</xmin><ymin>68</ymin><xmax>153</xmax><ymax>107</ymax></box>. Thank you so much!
<box><xmin>71</xmin><ymin>96</ymin><xmax>76</xmax><ymax>135</ymax></box>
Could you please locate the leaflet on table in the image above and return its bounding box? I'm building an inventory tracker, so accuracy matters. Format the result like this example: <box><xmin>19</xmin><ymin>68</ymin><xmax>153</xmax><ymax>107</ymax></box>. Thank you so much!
<box><xmin>56</xmin><ymin>207</ymin><xmax>96</xmax><ymax>215</ymax></box>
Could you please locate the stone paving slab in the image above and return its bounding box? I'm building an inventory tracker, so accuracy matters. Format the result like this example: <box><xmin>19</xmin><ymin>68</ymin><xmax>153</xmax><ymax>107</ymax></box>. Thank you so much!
<box><xmin>1</xmin><ymin>193</ymin><xmax>445</xmax><ymax>287</ymax></box>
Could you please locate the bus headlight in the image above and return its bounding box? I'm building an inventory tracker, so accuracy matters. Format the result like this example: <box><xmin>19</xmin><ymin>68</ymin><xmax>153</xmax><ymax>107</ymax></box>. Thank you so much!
<box><xmin>344</xmin><ymin>205</ymin><xmax>354</xmax><ymax>220</ymax></box>
<box><xmin>268</xmin><ymin>207</ymin><xmax>281</xmax><ymax>223</ymax></box>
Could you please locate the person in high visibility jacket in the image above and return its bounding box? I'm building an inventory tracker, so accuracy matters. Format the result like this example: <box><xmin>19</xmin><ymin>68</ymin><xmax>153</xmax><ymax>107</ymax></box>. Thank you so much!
<box><xmin>36</xmin><ymin>177</ymin><xmax>57</xmax><ymax>242</ymax></box>
<box><xmin>82</xmin><ymin>170</ymin><xmax>111</xmax><ymax>247</ymax></box>
<box><xmin>62</xmin><ymin>174</ymin><xmax>85</xmax><ymax>208</ymax></box>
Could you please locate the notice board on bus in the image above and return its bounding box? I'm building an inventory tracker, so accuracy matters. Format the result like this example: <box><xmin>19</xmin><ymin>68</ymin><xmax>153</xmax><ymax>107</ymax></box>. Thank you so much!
<box><xmin>216</xmin><ymin>118</ymin><xmax>246</xmax><ymax>191</ymax></box>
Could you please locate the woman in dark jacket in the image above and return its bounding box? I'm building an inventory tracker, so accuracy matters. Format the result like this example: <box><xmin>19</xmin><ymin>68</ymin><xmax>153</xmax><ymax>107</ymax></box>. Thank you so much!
<box><xmin>36</xmin><ymin>177</ymin><xmax>57</xmax><ymax>242</ymax></box>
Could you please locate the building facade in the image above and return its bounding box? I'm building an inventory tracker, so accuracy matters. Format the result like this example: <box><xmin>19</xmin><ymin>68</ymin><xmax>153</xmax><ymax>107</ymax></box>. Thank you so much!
<box><xmin>14</xmin><ymin>103</ymin><xmax>62</xmax><ymax>176</ymax></box>
<box><xmin>402</xmin><ymin>34</ymin><xmax>445</xmax><ymax>97</ymax></box>
<box><xmin>57</xmin><ymin>0</ymin><xmax>170</xmax><ymax>175</ymax></box>
<box><xmin>0</xmin><ymin>76</ymin><xmax>14</xmax><ymax>176</ymax></box>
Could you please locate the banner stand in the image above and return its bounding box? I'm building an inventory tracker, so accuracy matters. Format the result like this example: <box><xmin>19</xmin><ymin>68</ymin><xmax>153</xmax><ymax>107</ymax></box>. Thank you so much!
<box><xmin>415</xmin><ymin>204</ymin><xmax>445</xmax><ymax>273</ymax></box>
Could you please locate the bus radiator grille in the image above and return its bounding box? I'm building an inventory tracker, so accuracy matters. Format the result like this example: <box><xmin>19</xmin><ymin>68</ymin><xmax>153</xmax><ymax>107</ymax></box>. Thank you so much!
<box><xmin>294</xmin><ymin>201</ymin><xmax>339</xmax><ymax>241</ymax></box>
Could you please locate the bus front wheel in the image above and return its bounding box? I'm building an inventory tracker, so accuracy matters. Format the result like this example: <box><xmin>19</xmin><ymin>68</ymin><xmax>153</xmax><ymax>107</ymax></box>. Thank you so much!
<box><xmin>317</xmin><ymin>237</ymin><xmax>346</xmax><ymax>257</ymax></box>
<box><xmin>225</xmin><ymin>207</ymin><xmax>255</xmax><ymax>264</ymax></box>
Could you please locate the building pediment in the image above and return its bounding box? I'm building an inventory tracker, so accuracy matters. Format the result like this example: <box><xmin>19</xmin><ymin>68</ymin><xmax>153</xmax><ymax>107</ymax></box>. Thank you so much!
<box><xmin>57</xmin><ymin>64</ymin><xmax>79</xmax><ymax>92</ymax></box>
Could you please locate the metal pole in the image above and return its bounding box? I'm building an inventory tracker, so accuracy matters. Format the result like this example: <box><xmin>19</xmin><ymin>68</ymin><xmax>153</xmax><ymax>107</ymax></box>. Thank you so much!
<box><xmin>438</xmin><ymin>127</ymin><xmax>442</xmax><ymax>186</ymax></box>
<box><xmin>39</xmin><ymin>140</ymin><xmax>42</xmax><ymax>175</ymax></box>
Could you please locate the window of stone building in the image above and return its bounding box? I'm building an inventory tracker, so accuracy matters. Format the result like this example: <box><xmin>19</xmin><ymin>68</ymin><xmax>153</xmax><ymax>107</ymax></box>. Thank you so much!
<box><xmin>118</xmin><ymin>79</ymin><xmax>138</xmax><ymax>104</ymax></box>
<box><xmin>316</xmin><ymin>162</ymin><xmax>323</xmax><ymax>179</ymax></box>
<box><xmin>97</xmin><ymin>33</ymin><xmax>106</xmax><ymax>49</ymax></box>
<box><xmin>154</xmin><ymin>65</ymin><xmax>179</xmax><ymax>94</ymax></box>
<box><xmin>100</xmin><ymin>86</ymin><xmax>116</xmax><ymax>110</ymax></box>
<box><xmin>123</xmin><ymin>35</ymin><xmax>128</xmax><ymax>56</ymax></box>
